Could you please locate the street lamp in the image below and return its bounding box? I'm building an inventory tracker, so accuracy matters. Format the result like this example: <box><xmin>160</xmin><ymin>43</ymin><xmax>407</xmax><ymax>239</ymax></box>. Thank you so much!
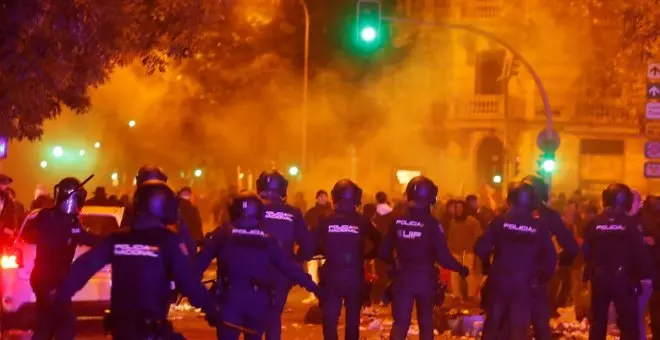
<box><xmin>128</xmin><ymin>120</ymin><xmax>136</xmax><ymax>128</ymax></box>
<box><xmin>299</xmin><ymin>0</ymin><xmax>310</xmax><ymax>177</ymax></box>
<box><xmin>79</xmin><ymin>149</ymin><xmax>86</xmax><ymax>156</ymax></box>
<box><xmin>52</xmin><ymin>146</ymin><xmax>64</xmax><ymax>158</ymax></box>
<box><xmin>194</xmin><ymin>169</ymin><xmax>203</xmax><ymax>178</ymax></box>
<box><xmin>94</xmin><ymin>142</ymin><xmax>101</xmax><ymax>149</ymax></box>
<box><xmin>40</xmin><ymin>161</ymin><xmax>48</xmax><ymax>169</ymax></box>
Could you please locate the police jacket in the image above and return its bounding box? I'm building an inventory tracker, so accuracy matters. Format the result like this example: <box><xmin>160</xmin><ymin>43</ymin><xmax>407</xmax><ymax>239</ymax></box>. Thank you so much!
<box><xmin>313</xmin><ymin>210</ymin><xmax>381</xmax><ymax>271</ymax></box>
<box><xmin>195</xmin><ymin>225</ymin><xmax>317</xmax><ymax>293</ymax></box>
<box><xmin>121</xmin><ymin>210</ymin><xmax>196</xmax><ymax>259</ymax></box>
<box><xmin>378</xmin><ymin>207</ymin><xmax>464</xmax><ymax>272</ymax></box>
<box><xmin>474</xmin><ymin>211</ymin><xmax>556</xmax><ymax>281</ymax></box>
<box><xmin>31</xmin><ymin>208</ymin><xmax>102</xmax><ymax>292</ymax></box>
<box><xmin>582</xmin><ymin>211</ymin><xmax>653</xmax><ymax>281</ymax></box>
<box><xmin>56</xmin><ymin>223</ymin><xmax>219</xmax><ymax>324</ymax></box>
<box><xmin>539</xmin><ymin>205</ymin><xmax>579</xmax><ymax>265</ymax></box>
<box><xmin>261</xmin><ymin>198</ymin><xmax>314</xmax><ymax>262</ymax></box>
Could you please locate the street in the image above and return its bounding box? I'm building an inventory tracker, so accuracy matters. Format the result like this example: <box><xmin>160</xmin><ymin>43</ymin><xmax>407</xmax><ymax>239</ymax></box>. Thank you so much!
<box><xmin>5</xmin><ymin>288</ymin><xmax>413</xmax><ymax>340</ymax></box>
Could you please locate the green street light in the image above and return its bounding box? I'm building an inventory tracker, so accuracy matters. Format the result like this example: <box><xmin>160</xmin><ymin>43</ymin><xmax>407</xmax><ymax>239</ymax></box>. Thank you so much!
<box><xmin>52</xmin><ymin>146</ymin><xmax>64</xmax><ymax>158</ymax></box>
<box><xmin>360</xmin><ymin>26</ymin><xmax>377</xmax><ymax>42</ymax></box>
<box><xmin>542</xmin><ymin>159</ymin><xmax>556</xmax><ymax>173</ymax></box>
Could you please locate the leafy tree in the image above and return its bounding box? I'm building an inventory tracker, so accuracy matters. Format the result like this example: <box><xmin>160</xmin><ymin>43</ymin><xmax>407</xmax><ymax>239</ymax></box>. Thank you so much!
<box><xmin>0</xmin><ymin>0</ymin><xmax>204</xmax><ymax>140</ymax></box>
<box><xmin>544</xmin><ymin>0</ymin><xmax>660</xmax><ymax>108</ymax></box>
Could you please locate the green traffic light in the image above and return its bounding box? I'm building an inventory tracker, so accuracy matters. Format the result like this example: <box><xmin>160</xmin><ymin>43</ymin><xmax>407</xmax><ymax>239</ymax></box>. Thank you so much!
<box><xmin>542</xmin><ymin>159</ymin><xmax>556</xmax><ymax>172</ymax></box>
<box><xmin>360</xmin><ymin>26</ymin><xmax>377</xmax><ymax>42</ymax></box>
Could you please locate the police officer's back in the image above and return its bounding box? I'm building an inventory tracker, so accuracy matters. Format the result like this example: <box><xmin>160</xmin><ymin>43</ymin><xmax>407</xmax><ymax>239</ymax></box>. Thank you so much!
<box><xmin>56</xmin><ymin>180</ymin><xmax>220</xmax><ymax>339</ymax></box>
<box><xmin>196</xmin><ymin>192</ymin><xmax>317</xmax><ymax>339</ymax></box>
<box><xmin>31</xmin><ymin>177</ymin><xmax>100</xmax><ymax>340</ymax></box>
<box><xmin>379</xmin><ymin>176</ymin><xmax>468</xmax><ymax>340</ymax></box>
<box><xmin>255</xmin><ymin>170</ymin><xmax>313</xmax><ymax>340</ymax></box>
<box><xmin>475</xmin><ymin>182</ymin><xmax>556</xmax><ymax>340</ymax></box>
<box><xmin>314</xmin><ymin>180</ymin><xmax>381</xmax><ymax>340</ymax></box>
<box><xmin>582</xmin><ymin>183</ymin><xmax>653</xmax><ymax>340</ymax></box>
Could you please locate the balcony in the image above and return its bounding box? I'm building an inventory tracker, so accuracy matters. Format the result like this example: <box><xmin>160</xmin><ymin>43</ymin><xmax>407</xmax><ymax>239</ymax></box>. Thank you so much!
<box><xmin>459</xmin><ymin>0</ymin><xmax>503</xmax><ymax>20</ymax></box>
<box><xmin>451</xmin><ymin>95</ymin><xmax>525</xmax><ymax>121</ymax></box>
<box><xmin>574</xmin><ymin>102</ymin><xmax>641</xmax><ymax>127</ymax></box>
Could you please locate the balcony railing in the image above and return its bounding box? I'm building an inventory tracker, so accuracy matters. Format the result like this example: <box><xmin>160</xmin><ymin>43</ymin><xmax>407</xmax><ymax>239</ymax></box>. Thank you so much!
<box><xmin>574</xmin><ymin>102</ymin><xmax>641</xmax><ymax>126</ymax></box>
<box><xmin>460</xmin><ymin>0</ymin><xmax>503</xmax><ymax>20</ymax></box>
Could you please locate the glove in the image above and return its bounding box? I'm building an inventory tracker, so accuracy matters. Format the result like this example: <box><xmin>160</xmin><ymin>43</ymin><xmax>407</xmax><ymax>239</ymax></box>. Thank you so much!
<box><xmin>459</xmin><ymin>266</ymin><xmax>469</xmax><ymax>278</ymax></box>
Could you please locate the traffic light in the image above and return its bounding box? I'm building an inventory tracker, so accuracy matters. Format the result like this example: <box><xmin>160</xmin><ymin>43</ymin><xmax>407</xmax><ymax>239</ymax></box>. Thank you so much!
<box><xmin>510</xmin><ymin>58</ymin><xmax>521</xmax><ymax>77</ymax></box>
<box><xmin>52</xmin><ymin>146</ymin><xmax>64</xmax><ymax>158</ymax></box>
<box><xmin>537</xmin><ymin>151</ymin><xmax>556</xmax><ymax>175</ymax></box>
<box><xmin>514</xmin><ymin>155</ymin><xmax>521</xmax><ymax>177</ymax></box>
<box><xmin>356</xmin><ymin>0</ymin><xmax>382</xmax><ymax>47</ymax></box>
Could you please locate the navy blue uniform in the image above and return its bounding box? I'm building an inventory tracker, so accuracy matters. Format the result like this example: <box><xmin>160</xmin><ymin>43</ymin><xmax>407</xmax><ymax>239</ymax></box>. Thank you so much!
<box><xmin>582</xmin><ymin>212</ymin><xmax>653</xmax><ymax>340</ymax></box>
<box><xmin>56</xmin><ymin>227</ymin><xmax>219</xmax><ymax>339</ymax></box>
<box><xmin>379</xmin><ymin>208</ymin><xmax>466</xmax><ymax>340</ymax></box>
<box><xmin>196</xmin><ymin>225</ymin><xmax>317</xmax><ymax>339</ymax></box>
<box><xmin>313</xmin><ymin>211</ymin><xmax>381</xmax><ymax>340</ymax></box>
<box><xmin>30</xmin><ymin>208</ymin><xmax>102</xmax><ymax>340</ymax></box>
<box><xmin>475</xmin><ymin>211</ymin><xmax>556</xmax><ymax>340</ymax></box>
<box><xmin>259</xmin><ymin>198</ymin><xmax>313</xmax><ymax>340</ymax></box>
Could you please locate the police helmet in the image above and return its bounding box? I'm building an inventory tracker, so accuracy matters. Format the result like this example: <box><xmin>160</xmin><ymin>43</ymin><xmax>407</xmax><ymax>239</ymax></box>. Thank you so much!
<box><xmin>228</xmin><ymin>192</ymin><xmax>264</xmax><ymax>227</ymax></box>
<box><xmin>507</xmin><ymin>181</ymin><xmax>538</xmax><ymax>211</ymax></box>
<box><xmin>133</xmin><ymin>180</ymin><xmax>179</xmax><ymax>225</ymax></box>
<box><xmin>405</xmin><ymin>176</ymin><xmax>438</xmax><ymax>205</ymax></box>
<box><xmin>54</xmin><ymin>177</ymin><xmax>87</xmax><ymax>215</ymax></box>
<box><xmin>331</xmin><ymin>179</ymin><xmax>363</xmax><ymax>211</ymax></box>
<box><xmin>256</xmin><ymin>170</ymin><xmax>288</xmax><ymax>198</ymax></box>
<box><xmin>521</xmin><ymin>175</ymin><xmax>549</xmax><ymax>203</ymax></box>
<box><xmin>136</xmin><ymin>165</ymin><xmax>168</xmax><ymax>186</ymax></box>
<box><xmin>602</xmin><ymin>183</ymin><xmax>633</xmax><ymax>212</ymax></box>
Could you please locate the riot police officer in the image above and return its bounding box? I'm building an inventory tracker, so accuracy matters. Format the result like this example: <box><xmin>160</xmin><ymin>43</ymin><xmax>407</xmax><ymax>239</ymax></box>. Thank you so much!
<box><xmin>255</xmin><ymin>169</ymin><xmax>314</xmax><ymax>340</ymax></box>
<box><xmin>379</xmin><ymin>176</ymin><xmax>469</xmax><ymax>340</ymax></box>
<box><xmin>313</xmin><ymin>179</ymin><xmax>381</xmax><ymax>340</ymax></box>
<box><xmin>55</xmin><ymin>180</ymin><xmax>221</xmax><ymax>339</ymax></box>
<box><xmin>31</xmin><ymin>177</ymin><xmax>101</xmax><ymax>340</ymax></box>
<box><xmin>521</xmin><ymin>175</ymin><xmax>579</xmax><ymax>334</ymax></box>
<box><xmin>582</xmin><ymin>183</ymin><xmax>653</xmax><ymax>340</ymax></box>
<box><xmin>124</xmin><ymin>165</ymin><xmax>196</xmax><ymax>258</ymax></box>
<box><xmin>195</xmin><ymin>192</ymin><xmax>318</xmax><ymax>339</ymax></box>
<box><xmin>135</xmin><ymin>164</ymin><xmax>168</xmax><ymax>185</ymax></box>
<box><xmin>475</xmin><ymin>182</ymin><xmax>557</xmax><ymax>340</ymax></box>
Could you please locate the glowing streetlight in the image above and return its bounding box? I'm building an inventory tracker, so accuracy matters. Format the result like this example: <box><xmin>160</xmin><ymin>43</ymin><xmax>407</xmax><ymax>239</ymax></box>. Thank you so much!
<box><xmin>492</xmin><ymin>175</ymin><xmax>502</xmax><ymax>184</ymax></box>
<box><xmin>194</xmin><ymin>169</ymin><xmax>203</xmax><ymax>178</ymax></box>
<box><xmin>40</xmin><ymin>161</ymin><xmax>48</xmax><ymax>169</ymax></box>
<box><xmin>94</xmin><ymin>142</ymin><xmax>101</xmax><ymax>149</ymax></box>
<box><xmin>128</xmin><ymin>120</ymin><xmax>136</xmax><ymax>128</ymax></box>
<box><xmin>52</xmin><ymin>146</ymin><xmax>64</xmax><ymax>158</ymax></box>
<box><xmin>239</xmin><ymin>172</ymin><xmax>245</xmax><ymax>180</ymax></box>
<box><xmin>79</xmin><ymin>149</ymin><xmax>86</xmax><ymax>156</ymax></box>
<box><xmin>111</xmin><ymin>172</ymin><xmax>119</xmax><ymax>181</ymax></box>
<box><xmin>288</xmin><ymin>166</ymin><xmax>300</xmax><ymax>176</ymax></box>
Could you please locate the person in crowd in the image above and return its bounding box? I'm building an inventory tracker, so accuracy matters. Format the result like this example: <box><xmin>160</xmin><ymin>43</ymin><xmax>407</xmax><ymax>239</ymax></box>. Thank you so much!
<box><xmin>293</xmin><ymin>192</ymin><xmax>308</xmax><ymax>213</ymax></box>
<box><xmin>0</xmin><ymin>174</ymin><xmax>17</xmax><ymax>245</ymax></box>
<box><xmin>8</xmin><ymin>188</ymin><xmax>25</xmax><ymax>228</ymax></box>
<box><xmin>447</xmin><ymin>200</ymin><xmax>483</xmax><ymax>301</ymax></box>
<box><xmin>178</xmin><ymin>187</ymin><xmax>205</xmax><ymax>245</ymax></box>
<box><xmin>86</xmin><ymin>187</ymin><xmax>110</xmax><ymax>206</ymax></box>
<box><xmin>303</xmin><ymin>189</ymin><xmax>333</xmax><ymax>304</ymax></box>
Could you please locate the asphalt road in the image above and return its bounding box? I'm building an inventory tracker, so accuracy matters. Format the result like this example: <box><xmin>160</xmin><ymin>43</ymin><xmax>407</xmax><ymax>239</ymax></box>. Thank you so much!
<box><xmin>4</xmin><ymin>287</ymin><xmax>405</xmax><ymax>340</ymax></box>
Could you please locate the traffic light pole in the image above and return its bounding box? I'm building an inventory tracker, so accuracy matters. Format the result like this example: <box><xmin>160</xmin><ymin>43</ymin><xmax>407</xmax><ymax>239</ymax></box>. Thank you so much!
<box><xmin>382</xmin><ymin>17</ymin><xmax>555</xmax><ymax>139</ymax></box>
